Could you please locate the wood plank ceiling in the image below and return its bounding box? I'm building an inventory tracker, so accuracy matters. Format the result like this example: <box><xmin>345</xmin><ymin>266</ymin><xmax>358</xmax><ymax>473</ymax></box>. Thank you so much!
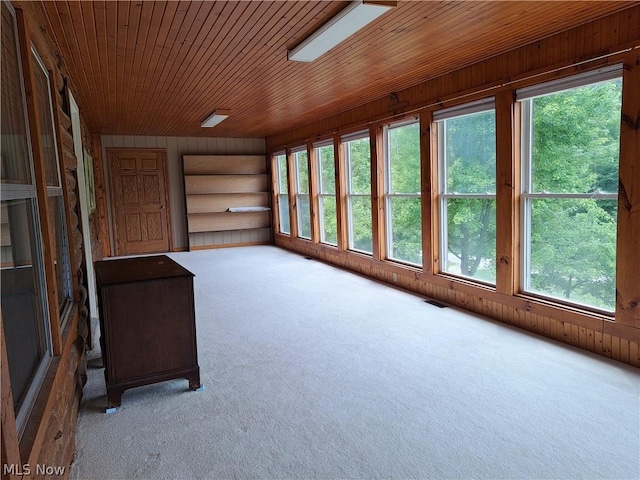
<box><xmin>37</xmin><ymin>1</ymin><xmax>636</xmax><ymax>139</ymax></box>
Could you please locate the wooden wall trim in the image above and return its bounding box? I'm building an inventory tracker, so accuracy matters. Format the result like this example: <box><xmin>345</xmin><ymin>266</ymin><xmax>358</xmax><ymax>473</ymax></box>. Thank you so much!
<box><xmin>286</xmin><ymin>149</ymin><xmax>299</xmax><ymax>239</ymax></box>
<box><xmin>370</xmin><ymin>125</ymin><xmax>385</xmax><ymax>261</ymax></box>
<box><xmin>308</xmin><ymin>142</ymin><xmax>321</xmax><ymax>244</ymax></box>
<box><xmin>335</xmin><ymin>136</ymin><xmax>349</xmax><ymax>251</ymax></box>
<box><xmin>615</xmin><ymin>54</ymin><xmax>640</xmax><ymax>328</ymax></box>
<box><xmin>91</xmin><ymin>135</ymin><xmax>110</xmax><ymax>259</ymax></box>
<box><xmin>494</xmin><ymin>91</ymin><xmax>520</xmax><ymax>296</ymax></box>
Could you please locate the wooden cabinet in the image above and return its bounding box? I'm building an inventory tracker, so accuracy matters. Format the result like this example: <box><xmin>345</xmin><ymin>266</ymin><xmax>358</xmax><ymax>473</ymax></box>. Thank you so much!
<box><xmin>94</xmin><ymin>255</ymin><xmax>201</xmax><ymax>409</ymax></box>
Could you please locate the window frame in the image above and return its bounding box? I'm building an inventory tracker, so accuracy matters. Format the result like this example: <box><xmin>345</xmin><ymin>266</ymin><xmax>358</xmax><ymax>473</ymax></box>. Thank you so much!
<box><xmin>273</xmin><ymin>152</ymin><xmax>290</xmax><ymax>235</ymax></box>
<box><xmin>31</xmin><ymin>46</ymin><xmax>73</xmax><ymax>324</ymax></box>
<box><xmin>383</xmin><ymin>118</ymin><xmax>422</xmax><ymax>267</ymax></box>
<box><xmin>435</xmin><ymin>98</ymin><xmax>497</xmax><ymax>285</ymax></box>
<box><xmin>292</xmin><ymin>147</ymin><xmax>311</xmax><ymax>240</ymax></box>
<box><xmin>517</xmin><ymin>66</ymin><xmax>622</xmax><ymax>313</ymax></box>
<box><xmin>314</xmin><ymin>139</ymin><xmax>338</xmax><ymax>246</ymax></box>
<box><xmin>342</xmin><ymin>131</ymin><xmax>373</xmax><ymax>255</ymax></box>
<box><xmin>1</xmin><ymin>0</ymin><xmax>54</xmax><ymax>437</ymax></box>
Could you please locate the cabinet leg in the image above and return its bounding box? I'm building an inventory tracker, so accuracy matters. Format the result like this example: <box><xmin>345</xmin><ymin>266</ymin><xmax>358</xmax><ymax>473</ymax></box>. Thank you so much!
<box><xmin>188</xmin><ymin>373</ymin><xmax>201</xmax><ymax>391</ymax></box>
<box><xmin>107</xmin><ymin>387</ymin><xmax>124</xmax><ymax>410</ymax></box>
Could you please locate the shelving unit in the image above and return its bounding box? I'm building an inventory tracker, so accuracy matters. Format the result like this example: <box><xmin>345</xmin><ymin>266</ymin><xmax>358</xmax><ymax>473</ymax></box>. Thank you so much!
<box><xmin>183</xmin><ymin>155</ymin><xmax>272</xmax><ymax>249</ymax></box>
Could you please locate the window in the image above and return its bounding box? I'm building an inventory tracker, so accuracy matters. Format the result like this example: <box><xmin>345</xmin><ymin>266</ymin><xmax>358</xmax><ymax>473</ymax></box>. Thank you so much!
<box><xmin>518</xmin><ymin>67</ymin><xmax>622</xmax><ymax>312</ymax></box>
<box><xmin>435</xmin><ymin>99</ymin><xmax>496</xmax><ymax>283</ymax></box>
<box><xmin>385</xmin><ymin>120</ymin><xmax>421</xmax><ymax>265</ymax></box>
<box><xmin>314</xmin><ymin>141</ymin><xmax>337</xmax><ymax>245</ymax></box>
<box><xmin>343</xmin><ymin>132</ymin><xmax>372</xmax><ymax>253</ymax></box>
<box><xmin>293</xmin><ymin>148</ymin><xmax>311</xmax><ymax>239</ymax></box>
<box><xmin>1</xmin><ymin>0</ymin><xmax>53</xmax><ymax>435</ymax></box>
<box><xmin>32</xmin><ymin>48</ymin><xmax>72</xmax><ymax>320</ymax></box>
<box><xmin>274</xmin><ymin>153</ymin><xmax>290</xmax><ymax>234</ymax></box>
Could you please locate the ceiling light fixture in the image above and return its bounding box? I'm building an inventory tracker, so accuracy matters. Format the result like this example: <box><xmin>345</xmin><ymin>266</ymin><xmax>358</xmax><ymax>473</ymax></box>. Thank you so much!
<box><xmin>201</xmin><ymin>109</ymin><xmax>231</xmax><ymax>128</ymax></box>
<box><xmin>287</xmin><ymin>0</ymin><xmax>397</xmax><ymax>63</ymax></box>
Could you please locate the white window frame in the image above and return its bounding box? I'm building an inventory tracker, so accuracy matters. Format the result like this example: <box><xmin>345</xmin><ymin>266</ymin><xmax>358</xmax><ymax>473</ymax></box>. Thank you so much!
<box><xmin>518</xmin><ymin>66</ymin><xmax>622</xmax><ymax>311</ymax></box>
<box><xmin>32</xmin><ymin>46</ymin><xmax>73</xmax><ymax>323</ymax></box>
<box><xmin>342</xmin><ymin>131</ymin><xmax>372</xmax><ymax>254</ymax></box>
<box><xmin>292</xmin><ymin>147</ymin><xmax>311</xmax><ymax>240</ymax></box>
<box><xmin>274</xmin><ymin>152</ymin><xmax>290</xmax><ymax>235</ymax></box>
<box><xmin>314</xmin><ymin>140</ymin><xmax>337</xmax><ymax>246</ymax></box>
<box><xmin>384</xmin><ymin>118</ymin><xmax>421</xmax><ymax>266</ymax></box>
<box><xmin>435</xmin><ymin>98</ymin><xmax>496</xmax><ymax>284</ymax></box>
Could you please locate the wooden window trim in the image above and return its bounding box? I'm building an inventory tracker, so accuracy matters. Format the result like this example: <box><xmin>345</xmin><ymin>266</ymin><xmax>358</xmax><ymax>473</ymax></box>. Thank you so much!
<box><xmin>615</xmin><ymin>54</ymin><xmax>640</xmax><ymax>328</ymax></box>
<box><xmin>16</xmin><ymin>8</ymin><xmax>62</xmax><ymax>355</ymax></box>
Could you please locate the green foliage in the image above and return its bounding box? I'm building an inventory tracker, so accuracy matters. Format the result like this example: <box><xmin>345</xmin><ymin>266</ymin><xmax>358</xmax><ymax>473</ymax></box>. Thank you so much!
<box><xmin>530</xmin><ymin>199</ymin><xmax>617</xmax><ymax>310</ymax></box>
<box><xmin>389</xmin><ymin>197</ymin><xmax>421</xmax><ymax>264</ymax></box>
<box><xmin>348</xmin><ymin>138</ymin><xmax>371</xmax><ymax>194</ymax></box>
<box><xmin>278</xmin><ymin>194</ymin><xmax>290</xmax><ymax>234</ymax></box>
<box><xmin>389</xmin><ymin>123</ymin><xmax>420</xmax><ymax>194</ymax></box>
<box><xmin>387</xmin><ymin>123</ymin><xmax>422</xmax><ymax>264</ymax></box>
<box><xmin>295</xmin><ymin>151</ymin><xmax>311</xmax><ymax>238</ymax></box>
<box><xmin>297</xmin><ymin>194</ymin><xmax>311</xmax><ymax>238</ymax></box>
<box><xmin>347</xmin><ymin>137</ymin><xmax>373</xmax><ymax>252</ymax></box>
<box><xmin>442</xmin><ymin>110</ymin><xmax>497</xmax><ymax>280</ymax></box>
<box><xmin>296</xmin><ymin>152</ymin><xmax>309</xmax><ymax>194</ymax></box>
<box><xmin>528</xmin><ymin>79</ymin><xmax>621</xmax><ymax>310</ymax></box>
<box><xmin>531</xmin><ymin>80</ymin><xmax>621</xmax><ymax>195</ymax></box>
<box><xmin>277</xmin><ymin>155</ymin><xmax>288</xmax><ymax>194</ymax></box>
<box><xmin>320</xmin><ymin>196</ymin><xmax>338</xmax><ymax>245</ymax></box>
<box><xmin>317</xmin><ymin>145</ymin><xmax>338</xmax><ymax>244</ymax></box>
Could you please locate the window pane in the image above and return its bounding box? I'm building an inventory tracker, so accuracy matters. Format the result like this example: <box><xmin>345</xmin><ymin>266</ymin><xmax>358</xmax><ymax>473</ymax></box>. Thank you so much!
<box><xmin>317</xmin><ymin>145</ymin><xmax>335</xmax><ymax>194</ymax></box>
<box><xmin>276</xmin><ymin>154</ymin><xmax>288</xmax><ymax>194</ymax></box>
<box><xmin>295</xmin><ymin>151</ymin><xmax>309</xmax><ymax>194</ymax></box>
<box><xmin>32</xmin><ymin>53</ymin><xmax>59</xmax><ymax>187</ymax></box>
<box><xmin>48</xmin><ymin>195</ymin><xmax>72</xmax><ymax>312</ymax></box>
<box><xmin>278</xmin><ymin>194</ymin><xmax>290</xmax><ymax>234</ymax></box>
<box><xmin>1</xmin><ymin>199</ymin><xmax>49</xmax><ymax>414</ymax></box>
<box><xmin>347</xmin><ymin>137</ymin><xmax>370</xmax><ymax>194</ymax></box>
<box><xmin>388</xmin><ymin>196</ymin><xmax>421</xmax><ymax>265</ymax></box>
<box><xmin>297</xmin><ymin>194</ymin><xmax>311</xmax><ymax>239</ymax></box>
<box><xmin>319</xmin><ymin>195</ymin><xmax>337</xmax><ymax>245</ymax></box>
<box><xmin>443</xmin><ymin>198</ymin><xmax>496</xmax><ymax>283</ymax></box>
<box><xmin>349</xmin><ymin>195</ymin><xmax>372</xmax><ymax>253</ymax></box>
<box><xmin>1</xmin><ymin>3</ymin><xmax>31</xmax><ymax>185</ymax></box>
<box><xmin>444</xmin><ymin>111</ymin><xmax>496</xmax><ymax>194</ymax></box>
<box><xmin>528</xmin><ymin>198</ymin><xmax>616</xmax><ymax>311</ymax></box>
<box><xmin>388</xmin><ymin>122</ymin><xmax>420</xmax><ymax>194</ymax></box>
<box><xmin>531</xmin><ymin>79</ymin><xmax>622</xmax><ymax>194</ymax></box>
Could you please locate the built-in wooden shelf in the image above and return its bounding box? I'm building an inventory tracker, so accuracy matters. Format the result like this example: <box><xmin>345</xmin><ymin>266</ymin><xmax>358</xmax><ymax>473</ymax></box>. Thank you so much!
<box><xmin>182</xmin><ymin>155</ymin><xmax>272</xmax><ymax>250</ymax></box>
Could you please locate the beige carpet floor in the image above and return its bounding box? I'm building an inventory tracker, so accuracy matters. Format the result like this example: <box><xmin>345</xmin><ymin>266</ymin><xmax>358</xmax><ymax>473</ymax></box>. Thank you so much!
<box><xmin>70</xmin><ymin>246</ymin><xmax>639</xmax><ymax>479</ymax></box>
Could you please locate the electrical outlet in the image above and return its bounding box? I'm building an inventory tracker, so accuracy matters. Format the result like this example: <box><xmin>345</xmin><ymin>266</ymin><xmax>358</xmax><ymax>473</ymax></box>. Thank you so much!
<box><xmin>392</xmin><ymin>273</ymin><xmax>398</xmax><ymax>283</ymax></box>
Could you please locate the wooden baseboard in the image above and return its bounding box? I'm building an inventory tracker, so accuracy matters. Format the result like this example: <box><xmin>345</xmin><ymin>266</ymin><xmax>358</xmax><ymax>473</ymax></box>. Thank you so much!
<box><xmin>189</xmin><ymin>240</ymin><xmax>272</xmax><ymax>251</ymax></box>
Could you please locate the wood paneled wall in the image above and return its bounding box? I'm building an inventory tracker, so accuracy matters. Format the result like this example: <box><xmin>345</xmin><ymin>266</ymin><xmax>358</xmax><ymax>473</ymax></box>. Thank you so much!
<box><xmin>100</xmin><ymin>135</ymin><xmax>266</xmax><ymax>252</ymax></box>
<box><xmin>268</xmin><ymin>7</ymin><xmax>640</xmax><ymax>367</ymax></box>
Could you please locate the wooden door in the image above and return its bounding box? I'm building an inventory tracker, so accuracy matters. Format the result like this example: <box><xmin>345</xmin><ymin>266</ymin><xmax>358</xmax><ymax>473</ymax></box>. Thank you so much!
<box><xmin>108</xmin><ymin>149</ymin><xmax>172</xmax><ymax>255</ymax></box>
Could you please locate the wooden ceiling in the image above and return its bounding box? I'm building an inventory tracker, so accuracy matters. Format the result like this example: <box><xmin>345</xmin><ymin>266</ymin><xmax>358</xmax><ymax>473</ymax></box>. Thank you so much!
<box><xmin>37</xmin><ymin>1</ymin><xmax>635</xmax><ymax>139</ymax></box>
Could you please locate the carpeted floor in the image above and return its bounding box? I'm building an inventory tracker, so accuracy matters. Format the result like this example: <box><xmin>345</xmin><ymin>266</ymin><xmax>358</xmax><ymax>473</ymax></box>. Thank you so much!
<box><xmin>70</xmin><ymin>246</ymin><xmax>639</xmax><ymax>480</ymax></box>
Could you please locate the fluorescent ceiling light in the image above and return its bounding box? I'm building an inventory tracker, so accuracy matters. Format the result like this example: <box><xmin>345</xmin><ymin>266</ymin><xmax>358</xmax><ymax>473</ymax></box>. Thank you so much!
<box><xmin>201</xmin><ymin>109</ymin><xmax>231</xmax><ymax>128</ymax></box>
<box><xmin>287</xmin><ymin>1</ymin><xmax>396</xmax><ymax>63</ymax></box>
